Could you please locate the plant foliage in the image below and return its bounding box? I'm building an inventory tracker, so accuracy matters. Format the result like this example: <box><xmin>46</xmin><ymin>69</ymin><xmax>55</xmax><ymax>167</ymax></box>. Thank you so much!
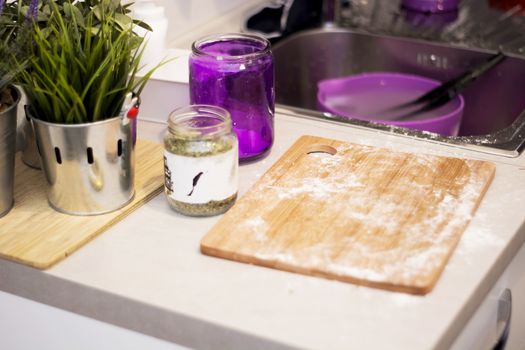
<box><xmin>19</xmin><ymin>0</ymin><xmax>158</xmax><ymax>124</ymax></box>
<box><xmin>0</xmin><ymin>0</ymin><xmax>32</xmax><ymax>100</ymax></box>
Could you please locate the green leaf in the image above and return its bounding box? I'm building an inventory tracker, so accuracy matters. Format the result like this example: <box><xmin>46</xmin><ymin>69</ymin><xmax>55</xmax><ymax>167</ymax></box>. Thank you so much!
<box><xmin>92</xmin><ymin>5</ymin><xmax>103</xmax><ymax>22</ymax></box>
<box><xmin>63</xmin><ymin>3</ymin><xmax>85</xmax><ymax>28</ymax></box>
<box><xmin>90</xmin><ymin>25</ymin><xmax>100</xmax><ymax>36</ymax></box>
<box><xmin>133</xmin><ymin>19</ymin><xmax>152</xmax><ymax>32</ymax></box>
<box><xmin>109</xmin><ymin>0</ymin><xmax>121</xmax><ymax>11</ymax></box>
<box><xmin>114</xmin><ymin>12</ymin><xmax>132</xmax><ymax>30</ymax></box>
<box><xmin>42</xmin><ymin>4</ymin><xmax>51</xmax><ymax>15</ymax></box>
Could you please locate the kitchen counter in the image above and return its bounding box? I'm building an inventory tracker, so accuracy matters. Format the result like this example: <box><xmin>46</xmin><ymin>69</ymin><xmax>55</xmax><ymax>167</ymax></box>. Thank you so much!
<box><xmin>1</xmin><ymin>110</ymin><xmax>525</xmax><ymax>349</ymax></box>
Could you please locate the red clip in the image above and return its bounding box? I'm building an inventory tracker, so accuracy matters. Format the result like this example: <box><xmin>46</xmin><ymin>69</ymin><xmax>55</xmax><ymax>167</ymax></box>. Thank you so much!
<box><xmin>127</xmin><ymin>105</ymin><xmax>139</xmax><ymax>119</ymax></box>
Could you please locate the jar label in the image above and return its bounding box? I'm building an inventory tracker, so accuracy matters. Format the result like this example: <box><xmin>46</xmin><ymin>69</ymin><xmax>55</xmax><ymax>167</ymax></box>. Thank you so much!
<box><xmin>164</xmin><ymin>147</ymin><xmax>238</xmax><ymax>204</ymax></box>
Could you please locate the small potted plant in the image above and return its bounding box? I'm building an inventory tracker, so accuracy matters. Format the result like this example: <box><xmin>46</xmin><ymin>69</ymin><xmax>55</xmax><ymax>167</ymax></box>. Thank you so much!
<box><xmin>18</xmin><ymin>0</ymin><xmax>159</xmax><ymax>215</ymax></box>
<box><xmin>0</xmin><ymin>0</ymin><xmax>31</xmax><ymax>217</ymax></box>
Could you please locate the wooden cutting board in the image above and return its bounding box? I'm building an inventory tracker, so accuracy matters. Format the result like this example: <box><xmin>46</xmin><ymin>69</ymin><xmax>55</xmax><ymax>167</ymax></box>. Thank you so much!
<box><xmin>201</xmin><ymin>135</ymin><xmax>496</xmax><ymax>294</ymax></box>
<box><xmin>0</xmin><ymin>139</ymin><xmax>164</xmax><ymax>269</ymax></box>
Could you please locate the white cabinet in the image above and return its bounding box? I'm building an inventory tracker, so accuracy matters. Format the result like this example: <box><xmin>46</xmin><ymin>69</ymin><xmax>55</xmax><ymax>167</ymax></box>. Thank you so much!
<box><xmin>452</xmin><ymin>242</ymin><xmax>525</xmax><ymax>350</ymax></box>
<box><xmin>0</xmin><ymin>291</ymin><xmax>190</xmax><ymax>350</ymax></box>
<box><xmin>506</xmin><ymin>241</ymin><xmax>525</xmax><ymax>350</ymax></box>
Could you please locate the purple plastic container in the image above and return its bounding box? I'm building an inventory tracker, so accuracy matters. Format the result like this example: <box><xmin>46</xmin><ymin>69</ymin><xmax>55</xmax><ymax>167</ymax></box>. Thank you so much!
<box><xmin>401</xmin><ymin>0</ymin><xmax>459</xmax><ymax>13</ymax></box>
<box><xmin>403</xmin><ymin>7</ymin><xmax>458</xmax><ymax>26</ymax></box>
<box><xmin>189</xmin><ymin>33</ymin><xmax>274</xmax><ymax>161</ymax></box>
<box><xmin>317</xmin><ymin>72</ymin><xmax>465</xmax><ymax>136</ymax></box>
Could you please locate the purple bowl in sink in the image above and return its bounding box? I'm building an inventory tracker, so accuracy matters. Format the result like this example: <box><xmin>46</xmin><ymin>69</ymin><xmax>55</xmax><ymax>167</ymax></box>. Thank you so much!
<box><xmin>317</xmin><ymin>72</ymin><xmax>465</xmax><ymax>136</ymax></box>
<box><xmin>401</xmin><ymin>0</ymin><xmax>459</xmax><ymax>13</ymax></box>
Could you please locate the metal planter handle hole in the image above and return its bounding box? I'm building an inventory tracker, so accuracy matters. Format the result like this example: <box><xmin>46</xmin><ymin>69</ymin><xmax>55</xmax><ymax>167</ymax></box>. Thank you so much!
<box><xmin>117</xmin><ymin>139</ymin><xmax>123</xmax><ymax>157</ymax></box>
<box><xmin>87</xmin><ymin>147</ymin><xmax>94</xmax><ymax>164</ymax></box>
<box><xmin>54</xmin><ymin>147</ymin><xmax>62</xmax><ymax>164</ymax></box>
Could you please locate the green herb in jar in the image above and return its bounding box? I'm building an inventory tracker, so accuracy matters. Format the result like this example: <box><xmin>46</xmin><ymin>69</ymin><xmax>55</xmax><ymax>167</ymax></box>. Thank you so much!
<box><xmin>166</xmin><ymin>193</ymin><xmax>238</xmax><ymax>217</ymax></box>
<box><xmin>164</xmin><ymin>137</ymin><xmax>233</xmax><ymax>157</ymax></box>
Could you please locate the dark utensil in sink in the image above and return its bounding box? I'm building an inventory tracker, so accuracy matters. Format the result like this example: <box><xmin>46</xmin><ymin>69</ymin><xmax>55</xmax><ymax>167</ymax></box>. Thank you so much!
<box><xmin>392</xmin><ymin>51</ymin><xmax>506</xmax><ymax>120</ymax></box>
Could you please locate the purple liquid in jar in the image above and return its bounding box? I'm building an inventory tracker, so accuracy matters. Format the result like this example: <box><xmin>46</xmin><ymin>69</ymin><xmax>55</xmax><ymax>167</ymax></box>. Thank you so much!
<box><xmin>189</xmin><ymin>34</ymin><xmax>274</xmax><ymax>161</ymax></box>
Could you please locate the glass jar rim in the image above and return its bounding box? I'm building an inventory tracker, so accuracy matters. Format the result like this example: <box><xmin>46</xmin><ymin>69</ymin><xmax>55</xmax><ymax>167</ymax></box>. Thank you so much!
<box><xmin>168</xmin><ymin>105</ymin><xmax>232</xmax><ymax>139</ymax></box>
<box><xmin>191</xmin><ymin>33</ymin><xmax>271</xmax><ymax>61</ymax></box>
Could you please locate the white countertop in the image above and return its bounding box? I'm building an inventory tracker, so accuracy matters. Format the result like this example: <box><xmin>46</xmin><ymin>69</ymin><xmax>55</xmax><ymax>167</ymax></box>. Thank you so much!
<box><xmin>1</xmin><ymin>109</ymin><xmax>525</xmax><ymax>350</ymax></box>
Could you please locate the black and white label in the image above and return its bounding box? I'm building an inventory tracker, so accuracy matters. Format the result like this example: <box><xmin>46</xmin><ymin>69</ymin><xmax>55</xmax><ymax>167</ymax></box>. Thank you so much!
<box><xmin>164</xmin><ymin>146</ymin><xmax>238</xmax><ymax>204</ymax></box>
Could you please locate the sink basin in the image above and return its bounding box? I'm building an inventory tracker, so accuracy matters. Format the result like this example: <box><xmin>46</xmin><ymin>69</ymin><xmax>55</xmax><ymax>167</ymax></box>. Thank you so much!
<box><xmin>272</xmin><ymin>28</ymin><xmax>525</xmax><ymax>157</ymax></box>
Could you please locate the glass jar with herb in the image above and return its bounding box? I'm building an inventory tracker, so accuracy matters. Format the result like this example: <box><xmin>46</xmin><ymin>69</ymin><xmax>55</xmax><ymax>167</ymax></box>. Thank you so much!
<box><xmin>163</xmin><ymin>105</ymin><xmax>238</xmax><ymax>216</ymax></box>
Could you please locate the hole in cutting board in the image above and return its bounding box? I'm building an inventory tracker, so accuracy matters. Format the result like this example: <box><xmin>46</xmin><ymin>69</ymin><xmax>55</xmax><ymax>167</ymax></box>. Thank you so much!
<box><xmin>305</xmin><ymin>144</ymin><xmax>338</xmax><ymax>156</ymax></box>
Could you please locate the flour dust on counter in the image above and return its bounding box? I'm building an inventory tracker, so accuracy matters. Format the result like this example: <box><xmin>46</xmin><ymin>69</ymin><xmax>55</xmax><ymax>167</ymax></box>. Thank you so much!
<box><xmin>201</xmin><ymin>135</ymin><xmax>495</xmax><ymax>295</ymax></box>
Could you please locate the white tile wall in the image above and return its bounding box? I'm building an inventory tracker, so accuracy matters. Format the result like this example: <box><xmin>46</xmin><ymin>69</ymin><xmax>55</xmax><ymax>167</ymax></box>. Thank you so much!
<box><xmin>157</xmin><ymin>0</ymin><xmax>268</xmax><ymax>49</ymax></box>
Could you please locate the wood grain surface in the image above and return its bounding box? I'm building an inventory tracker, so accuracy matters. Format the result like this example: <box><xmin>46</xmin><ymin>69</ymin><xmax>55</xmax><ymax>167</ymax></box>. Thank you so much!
<box><xmin>201</xmin><ymin>135</ymin><xmax>496</xmax><ymax>294</ymax></box>
<box><xmin>0</xmin><ymin>139</ymin><xmax>164</xmax><ymax>269</ymax></box>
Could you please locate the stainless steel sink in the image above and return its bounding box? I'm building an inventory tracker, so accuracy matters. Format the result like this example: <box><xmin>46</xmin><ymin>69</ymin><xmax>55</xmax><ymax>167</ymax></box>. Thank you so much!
<box><xmin>272</xmin><ymin>28</ymin><xmax>525</xmax><ymax>157</ymax></box>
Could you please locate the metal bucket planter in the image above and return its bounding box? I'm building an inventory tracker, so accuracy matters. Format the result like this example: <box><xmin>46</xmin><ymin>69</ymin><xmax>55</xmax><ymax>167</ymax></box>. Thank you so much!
<box><xmin>31</xmin><ymin>114</ymin><xmax>137</xmax><ymax>215</ymax></box>
<box><xmin>21</xmin><ymin>105</ymin><xmax>41</xmax><ymax>169</ymax></box>
<box><xmin>0</xmin><ymin>86</ymin><xmax>21</xmax><ymax>217</ymax></box>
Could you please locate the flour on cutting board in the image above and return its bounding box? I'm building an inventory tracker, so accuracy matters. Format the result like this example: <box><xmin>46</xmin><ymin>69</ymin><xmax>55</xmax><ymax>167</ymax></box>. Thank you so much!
<box><xmin>253</xmin><ymin>149</ymin><xmax>487</xmax><ymax>282</ymax></box>
<box><xmin>202</xmin><ymin>136</ymin><xmax>496</xmax><ymax>294</ymax></box>
<box><xmin>243</xmin><ymin>217</ymin><xmax>269</xmax><ymax>242</ymax></box>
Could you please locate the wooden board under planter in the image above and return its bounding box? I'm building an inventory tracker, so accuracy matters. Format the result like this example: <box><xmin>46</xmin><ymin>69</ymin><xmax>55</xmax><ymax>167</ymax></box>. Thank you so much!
<box><xmin>201</xmin><ymin>135</ymin><xmax>496</xmax><ymax>295</ymax></box>
<box><xmin>0</xmin><ymin>139</ymin><xmax>164</xmax><ymax>269</ymax></box>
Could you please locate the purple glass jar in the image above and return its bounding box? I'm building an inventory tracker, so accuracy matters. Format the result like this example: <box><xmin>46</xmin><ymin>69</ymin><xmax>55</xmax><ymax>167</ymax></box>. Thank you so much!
<box><xmin>189</xmin><ymin>33</ymin><xmax>274</xmax><ymax>161</ymax></box>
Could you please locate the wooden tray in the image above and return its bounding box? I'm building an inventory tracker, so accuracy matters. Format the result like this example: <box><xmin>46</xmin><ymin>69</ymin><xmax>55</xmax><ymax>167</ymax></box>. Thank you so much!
<box><xmin>201</xmin><ymin>136</ymin><xmax>496</xmax><ymax>294</ymax></box>
<box><xmin>0</xmin><ymin>139</ymin><xmax>163</xmax><ymax>269</ymax></box>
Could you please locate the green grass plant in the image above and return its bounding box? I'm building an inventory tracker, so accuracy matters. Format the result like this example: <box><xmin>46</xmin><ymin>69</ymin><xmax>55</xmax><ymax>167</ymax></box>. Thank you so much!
<box><xmin>0</xmin><ymin>0</ymin><xmax>31</xmax><ymax>108</ymax></box>
<box><xmin>19</xmin><ymin>0</ymin><xmax>157</xmax><ymax>124</ymax></box>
